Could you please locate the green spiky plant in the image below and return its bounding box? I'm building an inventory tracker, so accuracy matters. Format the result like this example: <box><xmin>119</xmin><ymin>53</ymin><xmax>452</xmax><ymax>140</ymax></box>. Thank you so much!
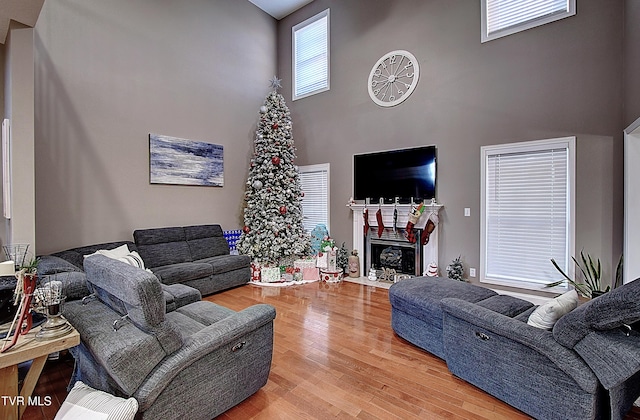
<box><xmin>548</xmin><ymin>250</ymin><xmax>612</xmax><ymax>298</ymax></box>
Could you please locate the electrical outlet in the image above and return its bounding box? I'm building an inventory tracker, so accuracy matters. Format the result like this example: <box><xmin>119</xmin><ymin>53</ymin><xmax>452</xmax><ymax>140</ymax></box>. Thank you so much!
<box><xmin>469</xmin><ymin>268</ymin><xmax>476</xmax><ymax>278</ymax></box>
<box><xmin>464</xmin><ymin>208</ymin><xmax>471</xmax><ymax>217</ymax></box>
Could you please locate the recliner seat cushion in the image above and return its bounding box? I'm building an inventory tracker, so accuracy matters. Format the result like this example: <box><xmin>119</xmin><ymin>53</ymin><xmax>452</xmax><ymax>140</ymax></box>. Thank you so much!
<box><xmin>152</xmin><ymin>262</ymin><xmax>214</xmax><ymax>285</ymax></box>
<box><xmin>198</xmin><ymin>254</ymin><xmax>251</xmax><ymax>275</ymax></box>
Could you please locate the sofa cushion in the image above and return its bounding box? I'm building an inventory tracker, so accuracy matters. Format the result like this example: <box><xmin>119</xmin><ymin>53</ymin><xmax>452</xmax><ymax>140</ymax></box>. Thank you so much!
<box><xmin>175</xmin><ymin>301</ymin><xmax>235</xmax><ymax>325</ymax></box>
<box><xmin>52</xmin><ymin>241</ymin><xmax>136</xmax><ymax>269</ymax></box>
<box><xmin>134</xmin><ymin>227</ymin><xmax>192</xmax><ymax>268</ymax></box>
<box><xmin>37</xmin><ymin>255</ymin><xmax>83</xmax><ymax>275</ymax></box>
<box><xmin>152</xmin><ymin>262</ymin><xmax>214</xmax><ymax>285</ymax></box>
<box><xmin>528</xmin><ymin>290</ymin><xmax>579</xmax><ymax>330</ymax></box>
<box><xmin>554</xmin><ymin>279</ymin><xmax>640</xmax><ymax>348</ymax></box>
<box><xmin>389</xmin><ymin>277</ymin><xmax>497</xmax><ymax>326</ymax></box>
<box><xmin>198</xmin><ymin>254</ymin><xmax>251</xmax><ymax>275</ymax></box>
<box><xmin>55</xmin><ymin>381</ymin><xmax>138</xmax><ymax>420</ymax></box>
<box><xmin>475</xmin><ymin>294</ymin><xmax>534</xmax><ymax>318</ymax></box>
<box><xmin>184</xmin><ymin>224</ymin><xmax>229</xmax><ymax>260</ymax></box>
<box><xmin>85</xmin><ymin>244</ymin><xmax>149</xmax><ymax>271</ymax></box>
<box><xmin>585</xmin><ymin>279</ymin><xmax>640</xmax><ymax>329</ymax></box>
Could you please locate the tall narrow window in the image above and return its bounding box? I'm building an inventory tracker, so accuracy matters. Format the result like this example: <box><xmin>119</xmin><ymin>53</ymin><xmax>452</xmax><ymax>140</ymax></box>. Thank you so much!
<box><xmin>293</xmin><ymin>9</ymin><xmax>329</xmax><ymax>100</ymax></box>
<box><xmin>482</xmin><ymin>0</ymin><xmax>576</xmax><ymax>42</ymax></box>
<box><xmin>299</xmin><ymin>163</ymin><xmax>330</xmax><ymax>232</ymax></box>
<box><xmin>480</xmin><ymin>137</ymin><xmax>575</xmax><ymax>291</ymax></box>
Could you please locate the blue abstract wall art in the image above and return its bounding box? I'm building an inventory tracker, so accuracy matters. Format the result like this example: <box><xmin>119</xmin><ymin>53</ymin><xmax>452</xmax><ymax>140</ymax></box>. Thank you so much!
<box><xmin>149</xmin><ymin>133</ymin><xmax>224</xmax><ymax>187</ymax></box>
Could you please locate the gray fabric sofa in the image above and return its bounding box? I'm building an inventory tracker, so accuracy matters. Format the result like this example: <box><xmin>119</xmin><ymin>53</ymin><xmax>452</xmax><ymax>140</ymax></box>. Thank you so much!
<box><xmin>133</xmin><ymin>224</ymin><xmax>251</xmax><ymax>296</ymax></box>
<box><xmin>64</xmin><ymin>255</ymin><xmax>276</xmax><ymax>419</ymax></box>
<box><xmin>389</xmin><ymin>276</ymin><xmax>640</xmax><ymax>420</ymax></box>
<box><xmin>37</xmin><ymin>241</ymin><xmax>201</xmax><ymax>309</ymax></box>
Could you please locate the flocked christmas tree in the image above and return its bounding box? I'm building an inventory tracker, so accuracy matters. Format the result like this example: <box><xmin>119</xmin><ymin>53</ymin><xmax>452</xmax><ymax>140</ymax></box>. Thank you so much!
<box><xmin>237</xmin><ymin>77</ymin><xmax>310</xmax><ymax>264</ymax></box>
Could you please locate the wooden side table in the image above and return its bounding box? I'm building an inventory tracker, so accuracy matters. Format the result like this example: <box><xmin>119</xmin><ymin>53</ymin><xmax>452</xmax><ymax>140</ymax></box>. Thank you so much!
<box><xmin>0</xmin><ymin>327</ymin><xmax>79</xmax><ymax>420</ymax></box>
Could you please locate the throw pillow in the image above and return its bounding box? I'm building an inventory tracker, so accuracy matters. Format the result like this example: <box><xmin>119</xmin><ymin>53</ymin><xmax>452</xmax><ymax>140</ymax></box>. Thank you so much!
<box><xmin>85</xmin><ymin>244</ymin><xmax>131</xmax><ymax>260</ymax></box>
<box><xmin>54</xmin><ymin>381</ymin><xmax>138</xmax><ymax>420</ymax></box>
<box><xmin>85</xmin><ymin>245</ymin><xmax>150</xmax><ymax>272</ymax></box>
<box><xmin>527</xmin><ymin>290</ymin><xmax>579</xmax><ymax>330</ymax></box>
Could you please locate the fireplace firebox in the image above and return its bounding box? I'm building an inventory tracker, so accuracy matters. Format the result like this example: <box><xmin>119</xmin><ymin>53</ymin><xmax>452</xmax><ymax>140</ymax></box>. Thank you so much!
<box><xmin>366</xmin><ymin>227</ymin><xmax>422</xmax><ymax>276</ymax></box>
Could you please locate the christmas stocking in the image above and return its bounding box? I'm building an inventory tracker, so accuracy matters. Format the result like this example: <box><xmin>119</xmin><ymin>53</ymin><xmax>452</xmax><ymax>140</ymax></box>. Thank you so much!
<box><xmin>405</xmin><ymin>221</ymin><xmax>417</xmax><ymax>244</ymax></box>
<box><xmin>420</xmin><ymin>213</ymin><xmax>439</xmax><ymax>245</ymax></box>
<box><xmin>363</xmin><ymin>208</ymin><xmax>369</xmax><ymax>237</ymax></box>
<box><xmin>376</xmin><ymin>209</ymin><xmax>385</xmax><ymax>237</ymax></box>
<box><xmin>404</xmin><ymin>203</ymin><xmax>425</xmax><ymax>244</ymax></box>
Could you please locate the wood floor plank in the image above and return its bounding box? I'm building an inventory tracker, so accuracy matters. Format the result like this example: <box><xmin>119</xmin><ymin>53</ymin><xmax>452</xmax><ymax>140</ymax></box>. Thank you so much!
<box><xmin>20</xmin><ymin>280</ymin><xmax>640</xmax><ymax>419</ymax></box>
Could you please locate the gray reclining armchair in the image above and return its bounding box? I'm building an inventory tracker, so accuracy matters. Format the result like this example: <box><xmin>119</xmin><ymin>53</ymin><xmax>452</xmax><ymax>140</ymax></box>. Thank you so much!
<box><xmin>63</xmin><ymin>255</ymin><xmax>276</xmax><ymax>419</ymax></box>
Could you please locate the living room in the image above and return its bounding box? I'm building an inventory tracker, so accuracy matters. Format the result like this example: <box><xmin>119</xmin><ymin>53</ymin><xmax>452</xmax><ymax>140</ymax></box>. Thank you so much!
<box><xmin>1</xmin><ymin>0</ymin><xmax>640</xmax><ymax>419</ymax></box>
<box><xmin>0</xmin><ymin>0</ymin><xmax>635</xmax><ymax>283</ymax></box>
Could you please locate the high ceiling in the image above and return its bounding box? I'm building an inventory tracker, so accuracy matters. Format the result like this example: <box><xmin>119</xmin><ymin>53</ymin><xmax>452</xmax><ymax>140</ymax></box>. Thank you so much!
<box><xmin>0</xmin><ymin>0</ymin><xmax>44</xmax><ymax>44</ymax></box>
<box><xmin>248</xmin><ymin>0</ymin><xmax>314</xmax><ymax>20</ymax></box>
<box><xmin>0</xmin><ymin>0</ymin><xmax>312</xmax><ymax>45</ymax></box>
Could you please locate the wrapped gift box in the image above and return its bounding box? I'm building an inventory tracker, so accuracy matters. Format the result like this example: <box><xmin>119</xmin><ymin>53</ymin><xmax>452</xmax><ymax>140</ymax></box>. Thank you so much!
<box><xmin>302</xmin><ymin>267</ymin><xmax>320</xmax><ymax>281</ymax></box>
<box><xmin>294</xmin><ymin>258</ymin><xmax>316</xmax><ymax>270</ymax></box>
<box><xmin>260</xmin><ymin>267</ymin><xmax>281</xmax><ymax>283</ymax></box>
<box><xmin>251</xmin><ymin>263</ymin><xmax>261</xmax><ymax>281</ymax></box>
<box><xmin>316</xmin><ymin>250</ymin><xmax>337</xmax><ymax>271</ymax></box>
<box><xmin>320</xmin><ymin>268</ymin><xmax>343</xmax><ymax>283</ymax></box>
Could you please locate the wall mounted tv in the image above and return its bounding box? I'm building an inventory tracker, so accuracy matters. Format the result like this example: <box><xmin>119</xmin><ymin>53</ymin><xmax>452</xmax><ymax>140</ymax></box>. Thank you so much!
<box><xmin>353</xmin><ymin>145</ymin><xmax>436</xmax><ymax>203</ymax></box>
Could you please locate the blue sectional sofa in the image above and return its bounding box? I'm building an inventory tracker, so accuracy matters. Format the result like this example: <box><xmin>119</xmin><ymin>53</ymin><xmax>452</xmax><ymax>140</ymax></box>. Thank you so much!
<box><xmin>133</xmin><ymin>224</ymin><xmax>250</xmax><ymax>296</ymax></box>
<box><xmin>37</xmin><ymin>224</ymin><xmax>250</xmax><ymax>299</ymax></box>
<box><xmin>389</xmin><ymin>276</ymin><xmax>640</xmax><ymax>420</ymax></box>
<box><xmin>64</xmin><ymin>255</ymin><xmax>276</xmax><ymax>419</ymax></box>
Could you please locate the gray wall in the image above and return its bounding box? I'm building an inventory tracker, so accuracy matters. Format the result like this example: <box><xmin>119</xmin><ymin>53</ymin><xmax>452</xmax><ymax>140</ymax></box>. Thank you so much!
<box><xmin>278</xmin><ymin>0</ymin><xmax>625</xmax><ymax>292</ymax></box>
<box><xmin>34</xmin><ymin>0</ymin><xmax>277</xmax><ymax>254</ymax></box>
<box><xmin>4</xmin><ymin>26</ymin><xmax>36</xmax><ymax>253</ymax></box>
<box><xmin>625</xmin><ymin>0</ymin><xmax>640</xmax><ymax>127</ymax></box>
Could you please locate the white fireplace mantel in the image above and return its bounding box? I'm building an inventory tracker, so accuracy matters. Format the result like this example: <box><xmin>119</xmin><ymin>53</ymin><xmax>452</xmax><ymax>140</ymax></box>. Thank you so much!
<box><xmin>348</xmin><ymin>201</ymin><xmax>443</xmax><ymax>276</ymax></box>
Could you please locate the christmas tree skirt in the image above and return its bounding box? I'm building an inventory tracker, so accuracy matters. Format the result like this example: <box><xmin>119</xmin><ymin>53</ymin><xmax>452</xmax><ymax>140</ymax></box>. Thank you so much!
<box><xmin>249</xmin><ymin>279</ymin><xmax>318</xmax><ymax>287</ymax></box>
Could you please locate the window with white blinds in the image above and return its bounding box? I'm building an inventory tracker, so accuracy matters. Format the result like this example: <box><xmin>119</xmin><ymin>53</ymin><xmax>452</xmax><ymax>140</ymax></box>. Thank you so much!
<box><xmin>480</xmin><ymin>137</ymin><xmax>575</xmax><ymax>290</ymax></box>
<box><xmin>481</xmin><ymin>0</ymin><xmax>576</xmax><ymax>43</ymax></box>
<box><xmin>292</xmin><ymin>9</ymin><xmax>329</xmax><ymax>100</ymax></box>
<box><xmin>299</xmin><ymin>163</ymin><xmax>330</xmax><ymax>233</ymax></box>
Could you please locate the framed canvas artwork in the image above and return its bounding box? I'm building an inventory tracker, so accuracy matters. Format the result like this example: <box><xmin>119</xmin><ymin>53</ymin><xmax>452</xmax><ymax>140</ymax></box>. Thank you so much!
<box><xmin>149</xmin><ymin>134</ymin><xmax>223</xmax><ymax>186</ymax></box>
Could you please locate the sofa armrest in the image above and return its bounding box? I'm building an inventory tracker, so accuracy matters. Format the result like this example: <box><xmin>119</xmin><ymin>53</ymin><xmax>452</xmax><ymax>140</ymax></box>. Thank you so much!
<box><xmin>133</xmin><ymin>303</ymin><xmax>276</xmax><ymax>409</ymax></box>
<box><xmin>441</xmin><ymin>297</ymin><xmax>599</xmax><ymax>393</ymax></box>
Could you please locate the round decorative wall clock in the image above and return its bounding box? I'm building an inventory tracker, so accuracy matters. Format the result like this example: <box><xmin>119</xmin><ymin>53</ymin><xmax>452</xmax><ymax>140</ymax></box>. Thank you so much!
<box><xmin>367</xmin><ymin>50</ymin><xmax>420</xmax><ymax>107</ymax></box>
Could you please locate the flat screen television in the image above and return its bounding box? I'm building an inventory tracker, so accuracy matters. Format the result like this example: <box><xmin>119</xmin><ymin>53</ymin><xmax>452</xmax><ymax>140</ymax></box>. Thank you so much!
<box><xmin>353</xmin><ymin>145</ymin><xmax>436</xmax><ymax>203</ymax></box>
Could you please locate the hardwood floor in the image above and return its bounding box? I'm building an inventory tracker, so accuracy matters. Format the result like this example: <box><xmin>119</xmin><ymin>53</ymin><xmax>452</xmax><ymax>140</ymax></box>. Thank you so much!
<box><xmin>22</xmin><ymin>280</ymin><xmax>640</xmax><ymax>419</ymax></box>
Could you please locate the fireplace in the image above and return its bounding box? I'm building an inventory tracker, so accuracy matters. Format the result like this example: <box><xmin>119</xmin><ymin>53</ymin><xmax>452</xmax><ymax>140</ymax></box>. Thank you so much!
<box><xmin>348</xmin><ymin>202</ymin><xmax>443</xmax><ymax>277</ymax></box>
<box><xmin>366</xmin><ymin>227</ymin><xmax>422</xmax><ymax>276</ymax></box>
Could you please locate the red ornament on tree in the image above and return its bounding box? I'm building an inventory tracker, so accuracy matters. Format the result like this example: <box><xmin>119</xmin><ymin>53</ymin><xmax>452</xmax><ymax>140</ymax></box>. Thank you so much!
<box><xmin>242</xmin><ymin>225</ymin><xmax>250</xmax><ymax>234</ymax></box>
<box><xmin>272</xmin><ymin>123</ymin><xmax>279</xmax><ymax>130</ymax></box>
<box><xmin>272</xmin><ymin>156</ymin><xmax>281</xmax><ymax>165</ymax></box>
<box><xmin>279</xmin><ymin>206</ymin><xmax>287</xmax><ymax>215</ymax></box>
